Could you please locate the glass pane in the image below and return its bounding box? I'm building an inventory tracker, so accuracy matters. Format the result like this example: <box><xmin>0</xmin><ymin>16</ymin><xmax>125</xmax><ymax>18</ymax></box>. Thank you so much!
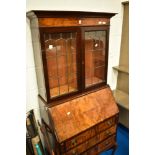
<box><xmin>59</xmin><ymin>76</ymin><xmax>68</xmax><ymax>95</ymax></box>
<box><xmin>57</xmin><ymin>55</ymin><xmax>67</xmax><ymax>77</ymax></box>
<box><xmin>44</xmin><ymin>32</ymin><xmax>78</xmax><ymax>98</ymax></box>
<box><xmin>46</xmin><ymin>57</ymin><xmax>57</xmax><ymax>77</ymax></box>
<box><xmin>49</xmin><ymin>77</ymin><xmax>59</xmax><ymax>97</ymax></box>
<box><xmin>68</xmin><ymin>73</ymin><xmax>77</xmax><ymax>92</ymax></box>
<box><xmin>94</xmin><ymin>66</ymin><xmax>105</xmax><ymax>84</ymax></box>
<box><xmin>85</xmin><ymin>31</ymin><xmax>106</xmax><ymax>88</ymax></box>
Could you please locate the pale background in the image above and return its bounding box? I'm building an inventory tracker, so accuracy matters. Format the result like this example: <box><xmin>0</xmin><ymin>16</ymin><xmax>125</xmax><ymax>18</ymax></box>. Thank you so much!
<box><xmin>26</xmin><ymin>0</ymin><xmax>129</xmax><ymax>121</ymax></box>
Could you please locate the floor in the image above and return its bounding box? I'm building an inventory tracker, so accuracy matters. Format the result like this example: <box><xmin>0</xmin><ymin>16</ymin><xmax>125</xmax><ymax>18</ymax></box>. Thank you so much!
<box><xmin>100</xmin><ymin>124</ymin><xmax>129</xmax><ymax>155</ymax></box>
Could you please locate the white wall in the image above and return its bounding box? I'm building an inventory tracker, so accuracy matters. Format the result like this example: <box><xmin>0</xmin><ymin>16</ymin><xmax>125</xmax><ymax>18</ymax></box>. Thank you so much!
<box><xmin>26</xmin><ymin>18</ymin><xmax>41</xmax><ymax>121</ymax></box>
<box><xmin>26</xmin><ymin>0</ymin><xmax>128</xmax><ymax>121</ymax></box>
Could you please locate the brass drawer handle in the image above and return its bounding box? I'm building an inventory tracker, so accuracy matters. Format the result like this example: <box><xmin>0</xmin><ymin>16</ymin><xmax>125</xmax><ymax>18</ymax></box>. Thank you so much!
<box><xmin>104</xmin><ymin>141</ymin><xmax>109</xmax><ymax>146</ymax></box>
<box><xmin>71</xmin><ymin>139</ymin><xmax>77</xmax><ymax>146</ymax></box>
<box><xmin>105</xmin><ymin>130</ymin><xmax>111</xmax><ymax>136</ymax></box>
<box><xmin>72</xmin><ymin>150</ymin><xmax>78</xmax><ymax>155</ymax></box>
<box><xmin>107</xmin><ymin>120</ymin><xmax>112</xmax><ymax>126</ymax></box>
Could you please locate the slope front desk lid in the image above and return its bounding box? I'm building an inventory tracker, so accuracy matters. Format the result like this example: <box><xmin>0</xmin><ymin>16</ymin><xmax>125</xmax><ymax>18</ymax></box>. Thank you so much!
<box><xmin>48</xmin><ymin>87</ymin><xmax>119</xmax><ymax>142</ymax></box>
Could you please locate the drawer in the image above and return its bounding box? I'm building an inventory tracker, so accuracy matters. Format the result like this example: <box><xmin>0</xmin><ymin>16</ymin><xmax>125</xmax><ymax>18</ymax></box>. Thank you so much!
<box><xmin>85</xmin><ymin>125</ymin><xmax>116</xmax><ymax>151</ymax></box>
<box><xmin>62</xmin><ymin>115</ymin><xmax>117</xmax><ymax>153</ymax></box>
<box><xmin>98</xmin><ymin>135</ymin><xmax>116</xmax><ymax>153</ymax></box>
<box><xmin>38</xmin><ymin>18</ymin><xmax>110</xmax><ymax>27</ymax></box>
<box><xmin>64</xmin><ymin>126</ymin><xmax>96</xmax><ymax>152</ymax></box>
<box><xmin>83</xmin><ymin>145</ymin><xmax>98</xmax><ymax>155</ymax></box>
<box><xmin>64</xmin><ymin>125</ymin><xmax>116</xmax><ymax>155</ymax></box>
<box><xmin>99</xmin><ymin>125</ymin><xmax>116</xmax><ymax>142</ymax></box>
<box><xmin>97</xmin><ymin>115</ymin><xmax>117</xmax><ymax>133</ymax></box>
<box><xmin>82</xmin><ymin>135</ymin><xmax>116</xmax><ymax>155</ymax></box>
<box><xmin>64</xmin><ymin>142</ymin><xmax>86</xmax><ymax>155</ymax></box>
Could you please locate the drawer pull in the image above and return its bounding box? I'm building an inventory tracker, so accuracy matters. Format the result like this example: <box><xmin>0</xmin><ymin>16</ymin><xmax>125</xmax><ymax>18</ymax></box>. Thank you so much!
<box><xmin>105</xmin><ymin>141</ymin><xmax>109</xmax><ymax>146</ymax></box>
<box><xmin>105</xmin><ymin>130</ymin><xmax>111</xmax><ymax>136</ymax></box>
<box><xmin>71</xmin><ymin>139</ymin><xmax>77</xmax><ymax>146</ymax></box>
<box><xmin>107</xmin><ymin>120</ymin><xmax>112</xmax><ymax>126</ymax></box>
<box><xmin>72</xmin><ymin>150</ymin><xmax>78</xmax><ymax>155</ymax></box>
<box><xmin>98</xmin><ymin>21</ymin><xmax>102</xmax><ymax>24</ymax></box>
<box><xmin>102</xmin><ymin>21</ymin><xmax>106</xmax><ymax>24</ymax></box>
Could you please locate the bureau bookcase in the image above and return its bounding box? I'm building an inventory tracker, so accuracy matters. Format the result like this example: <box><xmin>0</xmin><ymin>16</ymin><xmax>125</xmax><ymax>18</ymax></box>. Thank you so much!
<box><xmin>27</xmin><ymin>11</ymin><xmax>119</xmax><ymax>155</ymax></box>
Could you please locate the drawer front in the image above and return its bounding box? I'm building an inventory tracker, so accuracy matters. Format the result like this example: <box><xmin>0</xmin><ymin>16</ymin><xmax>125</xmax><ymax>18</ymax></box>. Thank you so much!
<box><xmin>98</xmin><ymin>135</ymin><xmax>116</xmax><ymax>153</ymax></box>
<box><xmin>64</xmin><ymin>125</ymin><xmax>116</xmax><ymax>155</ymax></box>
<box><xmin>38</xmin><ymin>18</ymin><xmax>110</xmax><ymax>27</ymax></box>
<box><xmin>63</xmin><ymin>115</ymin><xmax>117</xmax><ymax>152</ymax></box>
<box><xmin>97</xmin><ymin>116</ymin><xmax>117</xmax><ymax>133</ymax></box>
<box><xmin>65</xmin><ymin>126</ymin><xmax>96</xmax><ymax>152</ymax></box>
<box><xmin>83</xmin><ymin>145</ymin><xmax>98</xmax><ymax>155</ymax></box>
<box><xmin>82</xmin><ymin>135</ymin><xmax>116</xmax><ymax>155</ymax></box>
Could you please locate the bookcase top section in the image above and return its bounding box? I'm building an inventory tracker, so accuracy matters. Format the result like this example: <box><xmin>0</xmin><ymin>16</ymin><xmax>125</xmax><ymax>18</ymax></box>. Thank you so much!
<box><xmin>27</xmin><ymin>10</ymin><xmax>116</xmax><ymax>19</ymax></box>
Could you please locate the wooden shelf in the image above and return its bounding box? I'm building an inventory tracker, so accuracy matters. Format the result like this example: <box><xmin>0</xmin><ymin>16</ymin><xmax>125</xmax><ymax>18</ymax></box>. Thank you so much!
<box><xmin>113</xmin><ymin>66</ymin><xmax>129</xmax><ymax>74</ymax></box>
<box><xmin>113</xmin><ymin>89</ymin><xmax>129</xmax><ymax>110</ymax></box>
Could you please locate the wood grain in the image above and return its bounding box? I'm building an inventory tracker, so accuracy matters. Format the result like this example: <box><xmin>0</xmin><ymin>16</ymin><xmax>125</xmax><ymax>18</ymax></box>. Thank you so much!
<box><xmin>64</xmin><ymin>125</ymin><xmax>116</xmax><ymax>154</ymax></box>
<box><xmin>49</xmin><ymin>87</ymin><xmax>119</xmax><ymax>142</ymax></box>
<box><xmin>38</xmin><ymin>18</ymin><xmax>110</xmax><ymax>27</ymax></box>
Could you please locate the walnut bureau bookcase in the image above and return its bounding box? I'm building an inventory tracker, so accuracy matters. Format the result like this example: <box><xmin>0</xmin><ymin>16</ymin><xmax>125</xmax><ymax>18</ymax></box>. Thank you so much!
<box><xmin>27</xmin><ymin>11</ymin><xmax>119</xmax><ymax>155</ymax></box>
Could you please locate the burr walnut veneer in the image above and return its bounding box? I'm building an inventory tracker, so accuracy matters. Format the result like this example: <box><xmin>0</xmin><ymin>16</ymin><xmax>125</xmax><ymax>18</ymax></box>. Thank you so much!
<box><xmin>49</xmin><ymin>87</ymin><xmax>119</xmax><ymax>155</ymax></box>
<box><xmin>27</xmin><ymin>11</ymin><xmax>119</xmax><ymax>155</ymax></box>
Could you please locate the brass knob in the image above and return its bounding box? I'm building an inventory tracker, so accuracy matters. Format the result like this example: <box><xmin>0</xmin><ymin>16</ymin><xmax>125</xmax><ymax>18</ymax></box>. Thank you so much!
<box><xmin>105</xmin><ymin>130</ymin><xmax>111</xmax><ymax>136</ymax></box>
<box><xmin>71</xmin><ymin>139</ymin><xmax>77</xmax><ymax>146</ymax></box>
<box><xmin>107</xmin><ymin>120</ymin><xmax>112</xmax><ymax>126</ymax></box>
<box><xmin>72</xmin><ymin>150</ymin><xmax>78</xmax><ymax>155</ymax></box>
<box><xmin>105</xmin><ymin>141</ymin><xmax>109</xmax><ymax>146</ymax></box>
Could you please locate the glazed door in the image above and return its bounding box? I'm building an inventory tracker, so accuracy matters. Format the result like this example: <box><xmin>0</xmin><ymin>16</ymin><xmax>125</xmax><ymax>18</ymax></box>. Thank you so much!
<box><xmin>40</xmin><ymin>28</ymin><xmax>81</xmax><ymax>101</ymax></box>
<box><xmin>82</xmin><ymin>27</ymin><xmax>109</xmax><ymax>89</ymax></box>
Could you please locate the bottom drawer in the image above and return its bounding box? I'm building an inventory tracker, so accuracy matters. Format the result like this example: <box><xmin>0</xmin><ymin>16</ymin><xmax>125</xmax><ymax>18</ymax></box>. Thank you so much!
<box><xmin>98</xmin><ymin>135</ymin><xmax>116</xmax><ymax>153</ymax></box>
<box><xmin>83</xmin><ymin>135</ymin><xmax>116</xmax><ymax>155</ymax></box>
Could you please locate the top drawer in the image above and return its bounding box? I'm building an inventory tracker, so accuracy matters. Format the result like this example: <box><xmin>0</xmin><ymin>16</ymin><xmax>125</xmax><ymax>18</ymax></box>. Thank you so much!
<box><xmin>38</xmin><ymin>18</ymin><xmax>110</xmax><ymax>27</ymax></box>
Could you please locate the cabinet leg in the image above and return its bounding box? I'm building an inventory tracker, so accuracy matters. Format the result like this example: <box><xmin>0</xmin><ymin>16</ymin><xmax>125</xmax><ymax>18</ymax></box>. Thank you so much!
<box><xmin>111</xmin><ymin>144</ymin><xmax>117</xmax><ymax>155</ymax></box>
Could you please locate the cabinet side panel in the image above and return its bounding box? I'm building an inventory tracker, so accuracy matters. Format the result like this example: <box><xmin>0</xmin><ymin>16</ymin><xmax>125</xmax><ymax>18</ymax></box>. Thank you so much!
<box><xmin>38</xmin><ymin>97</ymin><xmax>49</xmax><ymax>127</ymax></box>
<box><xmin>30</xmin><ymin>17</ymin><xmax>47</xmax><ymax>101</ymax></box>
<box><xmin>38</xmin><ymin>97</ymin><xmax>56</xmax><ymax>153</ymax></box>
